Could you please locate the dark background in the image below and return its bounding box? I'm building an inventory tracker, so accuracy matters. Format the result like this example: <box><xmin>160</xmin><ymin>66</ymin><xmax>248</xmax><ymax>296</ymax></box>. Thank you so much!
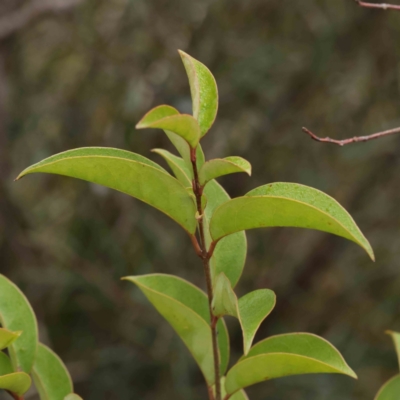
<box><xmin>1</xmin><ymin>0</ymin><xmax>400</xmax><ymax>399</ymax></box>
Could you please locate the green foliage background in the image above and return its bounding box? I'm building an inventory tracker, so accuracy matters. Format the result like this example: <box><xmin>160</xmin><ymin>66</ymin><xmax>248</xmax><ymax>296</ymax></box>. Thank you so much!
<box><xmin>0</xmin><ymin>0</ymin><xmax>400</xmax><ymax>398</ymax></box>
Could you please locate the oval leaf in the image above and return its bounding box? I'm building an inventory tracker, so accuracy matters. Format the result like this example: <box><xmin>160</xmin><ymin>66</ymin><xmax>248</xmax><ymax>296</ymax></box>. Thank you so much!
<box><xmin>64</xmin><ymin>395</ymin><xmax>83</xmax><ymax>400</ymax></box>
<box><xmin>32</xmin><ymin>343</ymin><xmax>73</xmax><ymax>400</ymax></box>
<box><xmin>216</xmin><ymin>377</ymin><xmax>249</xmax><ymax>400</ymax></box>
<box><xmin>212</xmin><ymin>273</ymin><xmax>238</xmax><ymax>318</ymax></box>
<box><xmin>0</xmin><ymin>351</ymin><xmax>13</xmax><ymax>375</ymax></box>
<box><xmin>199</xmin><ymin>157</ymin><xmax>252</xmax><ymax>185</ymax></box>
<box><xmin>0</xmin><ymin>328</ymin><xmax>21</xmax><ymax>351</ymax></box>
<box><xmin>225</xmin><ymin>333</ymin><xmax>356</xmax><ymax>395</ymax></box>
<box><xmin>179</xmin><ymin>51</ymin><xmax>218</xmax><ymax>136</ymax></box>
<box><xmin>374</xmin><ymin>375</ymin><xmax>400</xmax><ymax>400</ymax></box>
<box><xmin>387</xmin><ymin>331</ymin><xmax>400</xmax><ymax>367</ymax></box>
<box><xmin>123</xmin><ymin>274</ymin><xmax>229</xmax><ymax>386</ymax></box>
<box><xmin>0</xmin><ymin>275</ymin><xmax>38</xmax><ymax>373</ymax></box>
<box><xmin>238</xmin><ymin>289</ymin><xmax>276</xmax><ymax>355</ymax></box>
<box><xmin>137</xmin><ymin>113</ymin><xmax>201</xmax><ymax>148</ymax></box>
<box><xmin>16</xmin><ymin>148</ymin><xmax>197</xmax><ymax>234</ymax></box>
<box><xmin>136</xmin><ymin>105</ymin><xmax>179</xmax><ymax>125</ymax></box>
<box><xmin>0</xmin><ymin>372</ymin><xmax>31</xmax><ymax>396</ymax></box>
<box><xmin>203</xmin><ymin>180</ymin><xmax>247</xmax><ymax>288</ymax></box>
<box><xmin>210</xmin><ymin>182</ymin><xmax>374</xmax><ymax>260</ymax></box>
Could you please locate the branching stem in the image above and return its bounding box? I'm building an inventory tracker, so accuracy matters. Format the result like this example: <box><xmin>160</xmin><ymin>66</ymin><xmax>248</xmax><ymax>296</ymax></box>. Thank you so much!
<box><xmin>190</xmin><ymin>147</ymin><xmax>221</xmax><ymax>400</ymax></box>
<box><xmin>354</xmin><ymin>0</ymin><xmax>400</xmax><ymax>10</ymax></box>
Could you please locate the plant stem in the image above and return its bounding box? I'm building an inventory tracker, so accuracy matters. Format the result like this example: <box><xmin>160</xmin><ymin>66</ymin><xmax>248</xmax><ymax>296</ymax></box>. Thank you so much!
<box><xmin>354</xmin><ymin>0</ymin><xmax>400</xmax><ymax>10</ymax></box>
<box><xmin>6</xmin><ymin>391</ymin><xmax>23</xmax><ymax>400</ymax></box>
<box><xmin>190</xmin><ymin>148</ymin><xmax>221</xmax><ymax>400</ymax></box>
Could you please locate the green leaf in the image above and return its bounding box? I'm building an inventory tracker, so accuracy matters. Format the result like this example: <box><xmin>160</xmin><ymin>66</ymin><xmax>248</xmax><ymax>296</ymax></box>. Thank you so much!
<box><xmin>374</xmin><ymin>375</ymin><xmax>400</xmax><ymax>400</ymax></box>
<box><xmin>0</xmin><ymin>352</ymin><xmax>13</xmax><ymax>375</ymax></box>
<box><xmin>0</xmin><ymin>372</ymin><xmax>31</xmax><ymax>396</ymax></box>
<box><xmin>0</xmin><ymin>275</ymin><xmax>38</xmax><ymax>373</ymax></box>
<box><xmin>137</xmin><ymin>110</ymin><xmax>201</xmax><ymax>148</ymax></box>
<box><xmin>64</xmin><ymin>395</ymin><xmax>83</xmax><ymax>400</ymax></box>
<box><xmin>238</xmin><ymin>290</ymin><xmax>276</xmax><ymax>355</ymax></box>
<box><xmin>32</xmin><ymin>343</ymin><xmax>73</xmax><ymax>400</ymax></box>
<box><xmin>152</xmin><ymin>149</ymin><xmax>192</xmax><ymax>187</ymax></box>
<box><xmin>16</xmin><ymin>147</ymin><xmax>197</xmax><ymax>234</ymax></box>
<box><xmin>179</xmin><ymin>51</ymin><xmax>218</xmax><ymax>136</ymax></box>
<box><xmin>215</xmin><ymin>377</ymin><xmax>249</xmax><ymax>400</ymax></box>
<box><xmin>123</xmin><ymin>274</ymin><xmax>230</xmax><ymax>386</ymax></box>
<box><xmin>0</xmin><ymin>328</ymin><xmax>21</xmax><ymax>351</ymax></box>
<box><xmin>387</xmin><ymin>331</ymin><xmax>400</xmax><ymax>367</ymax></box>
<box><xmin>199</xmin><ymin>157</ymin><xmax>251</xmax><ymax>186</ymax></box>
<box><xmin>203</xmin><ymin>180</ymin><xmax>247</xmax><ymax>288</ymax></box>
<box><xmin>136</xmin><ymin>105</ymin><xmax>180</xmax><ymax>125</ymax></box>
<box><xmin>210</xmin><ymin>182</ymin><xmax>374</xmax><ymax>260</ymax></box>
<box><xmin>212</xmin><ymin>273</ymin><xmax>238</xmax><ymax>318</ymax></box>
<box><xmin>225</xmin><ymin>333</ymin><xmax>356</xmax><ymax>395</ymax></box>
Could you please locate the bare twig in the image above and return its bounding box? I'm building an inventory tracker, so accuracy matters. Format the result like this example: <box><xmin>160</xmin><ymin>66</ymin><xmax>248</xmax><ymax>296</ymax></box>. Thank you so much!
<box><xmin>354</xmin><ymin>0</ymin><xmax>400</xmax><ymax>10</ymax></box>
<box><xmin>0</xmin><ymin>0</ymin><xmax>83</xmax><ymax>40</ymax></box>
<box><xmin>302</xmin><ymin>126</ymin><xmax>400</xmax><ymax>146</ymax></box>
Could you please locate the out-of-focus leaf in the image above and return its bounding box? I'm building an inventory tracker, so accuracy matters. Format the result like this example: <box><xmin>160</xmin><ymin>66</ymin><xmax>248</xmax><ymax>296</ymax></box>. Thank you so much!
<box><xmin>152</xmin><ymin>149</ymin><xmax>192</xmax><ymax>187</ymax></box>
<box><xmin>0</xmin><ymin>372</ymin><xmax>31</xmax><ymax>396</ymax></box>
<box><xmin>64</xmin><ymin>395</ymin><xmax>83</xmax><ymax>400</ymax></box>
<box><xmin>137</xmin><ymin>111</ymin><xmax>201</xmax><ymax>148</ymax></box>
<box><xmin>212</xmin><ymin>273</ymin><xmax>238</xmax><ymax>318</ymax></box>
<box><xmin>199</xmin><ymin>157</ymin><xmax>251</xmax><ymax>185</ymax></box>
<box><xmin>210</xmin><ymin>182</ymin><xmax>374</xmax><ymax>260</ymax></box>
<box><xmin>179</xmin><ymin>51</ymin><xmax>218</xmax><ymax>136</ymax></box>
<box><xmin>225</xmin><ymin>333</ymin><xmax>356</xmax><ymax>395</ymax></box>
<box><xmin>16</xmin><ymin>148</ymin><xmax>197</xmax><ymax>234</ymax></box>
<box><xmin>374</xmin><ymin>375</ymin><xmax>400</xmax><ymax>400</ymax></box>
<box><xmin>0</xmin><ymin>275</ymin><xmax>38</xmax><ymax>373</ymax></box>
<box><xmin>0</xmin><ymin>328</ymin><xmax>21</xmax><ymax>351</ymax></box>
<box><xmin>32</xmin><ymin>343</ymin><xmax>73</xmax><ymax>400</ymax></box>
<box><xmin>203</xmin><ymin>180</ymin><xmax>247</xmax><ymax>287</ymax></box>
<box><xmin>0</xmin><ymin>352</ymin><xmax>13</xmax><ymax>375</ymax></box>
<box><xmin>123</xmin><ymin>274</ymin><xmax>230</xmax><ymax>385</ymax></box>
<box><xmin>238</xmin><ymin>290</ymin><xmax>276</xmax><ymax>355</ymax></box>
<box><xmin>387</xmin><ymin>331</ymin><xmax>400</xmax><ymax>367</ymax></box>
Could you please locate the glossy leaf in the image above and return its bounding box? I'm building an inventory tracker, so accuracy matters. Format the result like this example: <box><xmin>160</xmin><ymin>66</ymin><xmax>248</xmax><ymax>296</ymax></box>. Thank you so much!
<box><xmin>137</xmin><ymin>111</ymin><xmax>201</xmax><ymax>148</ymax></box>
<box><xmin>0</xmin><ymin>328</ymin><xmax>21</xmax><ymax>351</ymax></box>
<box><xmin>152</xmin><ymin>149</ymin><xmax>192</xmax><ymax>187</ymax></box>
<box><xmin>199</xmin><ymin>157</ymin><xmax>251</xmax><ymax>185</ymax></box>
<box><xmin>212</xmin><ymin>273</ymin><xmax>238</xmax><ymax>318</ymax></box>
<box><xmin>16</xmin><ymin>148</ymin><xmax>197</xmax><ymax>234</ymax></box>
<box><xmin>64</xmin><ymin>395</ymin><xmax>83</xmax><ymax>400</ymax></box>
<box><xmin>32</xmin><ymin>343</ymin><xmax>73</xmax><ymax>400</ymax></box>
<box><xmin>375</xmin><ymin>375</ymin><xmax>400</xmax><ymax>400</ymax></box>
<box><xmin>210</xmin><ymin>182</ymin><xmax>374</xmax><ymax>260</ymax></box>
<box><xmin>203</xmin><ymin>180</ymin><xmax>247</xmax><ymax>287</ymax></box>
<box><xmin>123</xmin><ymin>274</ymin><xmax>230</xmax><ymax>386</ymax></box>
<box><xmin>179</xmin><ymin>51</ymin><xmax>218</xmax><ymax>136</ymax></box>
<box><xmin>225</xmin><ymin>333</ymin><xmax>356</xmax><ymax>395</ymax></box>
<box><xmin>387</xmin><ymin>331</ymin><xmax>400</xmax><ymax>367</ymax></box>
<box><xmin>0</xmin><ymin>275</ymin><xmax>38</xmax><ymax>373</ymax></box>
<box><xmin>238</xmin><ymin>290</ymin><xmax>276</xmax><ymax>355</ymax></box>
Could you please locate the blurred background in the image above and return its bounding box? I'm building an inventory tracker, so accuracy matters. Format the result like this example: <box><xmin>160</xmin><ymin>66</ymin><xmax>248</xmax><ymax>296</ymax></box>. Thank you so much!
<box><xmin>1</xmin><ymin>0</ymin><xmax>400</xmax><ymax>399</ymax></box>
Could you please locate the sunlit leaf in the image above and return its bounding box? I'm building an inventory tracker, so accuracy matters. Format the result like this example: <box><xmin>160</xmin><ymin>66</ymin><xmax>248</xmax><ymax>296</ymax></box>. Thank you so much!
<box><xmin>152</xmin><ymin>149</ymin><xmax>192</xmax><ymax>187</ymax></box>
<box><xmin>238</xmin><ymin>290</ymin><xmax>276</xmax><ymax>355</ymax></box>
<box><xmin>212</xmin><ymin>273</ymin><xmax>238</xmax><ymax>318</ymax></box>
<box><xmin>123</xmin><ymin>274</ymin><xmax>230</xmax><ymax>386</ymax></box>
<box><xmin>0</xmin><ymin>275</ymin><xmax>38</xmax><ymax>373</ymax></box>
<box><xmin>137</xmin><ymin>110</ymin><xmax>201</xmax><ymax>148</ymax></box>
<box><xmin>210</xmin><ymin>182</ymin><xmax>374</xmax><ymax>260</ymax></box>
<box><xmin>16</xmin><ymin>148</ymin><xmax>197</xmax><ymax>234</ymax></box>
<box><xmin>179</xmin><ymin>51</ymin><xmax>218</xmax><ymax>136</ymax></box>
<box><xmin>387</xmin><ymin>331</ymin><xmax>400</xmax><ymax>367</ymax></box>
<box><xmin>374</xmin><ymin>375</ymin><xmax>400</xmax><ymax>400</ymax></box>
<box><xmin>32</xmin><ymin>343</ymin><xmax>73</xmax><ymax>400</ymax></box>
<box><xmin>225</xmin><ymin>333</ymin><xmax>356</xmax><ymax>395</ymax></box>
<box><xmin>199</xmin><ymin>157</ymin><xmax>251</xmax><ymax>185</ymax></box>
<box><xmin>203</xmin><ymin>180</ymin><xmax>247</xmax><ymax>287</ymax></box>
<box><xmin>64</xmin><ymin>395</ymin><xmax>83</xmax><ymax>400</ymax></box>
<box><xmin>0</xmin><ymin>328</ymin><xmax>21</xmax><ymax>351</ymax></box>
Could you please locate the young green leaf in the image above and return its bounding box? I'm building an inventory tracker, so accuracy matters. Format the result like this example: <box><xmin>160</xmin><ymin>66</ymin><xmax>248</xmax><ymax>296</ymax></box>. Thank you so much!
<box><xmin>0</xmin><ymin>328</ymin><xmax>21</xmax><ymax>351</ymax></box>
<box><xmin>0</xmin><ymin>275</ymin><xmax>38</xmax><ymax>373</ymax></box>
<box><xmin>152</xmin><ymin>149</ymin><xmax>192</xmax><ymax>187</ymax></box>
<box><xmin>199</xmin><ymin>157</ymin><xmax>252</xmax><ymax>186</ymax></box>
<box><xmin>137</xmin><ymin>112</ymin><xmax>201</xmax><ymax>148</ymax></box>
<box><xmin>374</xmin><ymin>375</ymin><xmax>400</xmax><ymax>400</ymax></box>
<box><xmin>179</xmin><ymin>51</ymin><xmax>218</xmax><ymax>136</ymax></box>
<box><xmin>212</xmin><ymin>273</ymin><xmax>238</xmax><ymax>318</ymax></box>
<box><xmin>123</xmin><ymin>274</ymin><xmax>230</xmax><ymax>386</ymax></box>
<box><xmin>136</xmin><ymin>105</ymin><xmax>180</xmax><ymax>125</ymax></box>
<box><xmin>387</xmin><ymin>331</ymin><xmax>400</xmax><ymax>367</ymax></box>
<box><xmin>0</xmin><ymin>372</ymin><xmax>32</xmax><ymax>396</ymax></box>
<box><xmin>210</xmin><ymin>182</ymin><xmax>374</xmax><ymax>260</ymax></box>
<box><xmin>203</xmin><ymin>180</ymin><xmax>247</xmax><ymax>287</ymax></box>
<box><xmin>32</xmin><ymin>343</ymin><xmax>73</xmax><ymax>400</ymax></box>
<box><xmin>238</xmin><ymin>290</ymin><xmax>276</xmax><ymax>355</ymax></box>
<box><xmin>0</xmin><ymin>352</ymin><xmax>13</xmax><ymax>376</ymax></box>
<box><xmin>64</xmin><ymin>395</ymin><xmax>83</xmax><ymax>400</ymax></box>
<box><xmin>225</xmin><ymin>333</ymin><xmax>356</xmax><ymax>395</ymax></box>
<box><xmin>16</xmin><ymin>148</ymin><xmax>197</xmax><ymax>234</ymax></box>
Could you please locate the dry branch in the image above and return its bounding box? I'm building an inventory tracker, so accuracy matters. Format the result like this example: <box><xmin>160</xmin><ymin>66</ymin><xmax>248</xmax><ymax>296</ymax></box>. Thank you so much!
<box><xmin>354</xmin><ymin>0</ymin><xmax>400</xmax><ymax>10</ymax></box>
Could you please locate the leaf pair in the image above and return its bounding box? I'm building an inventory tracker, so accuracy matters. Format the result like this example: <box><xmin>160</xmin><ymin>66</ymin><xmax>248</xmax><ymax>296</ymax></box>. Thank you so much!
<box><xmin>0</xmin><ymin>275</ymin><xmax>80</xmax><ymax>400</ymax></box>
